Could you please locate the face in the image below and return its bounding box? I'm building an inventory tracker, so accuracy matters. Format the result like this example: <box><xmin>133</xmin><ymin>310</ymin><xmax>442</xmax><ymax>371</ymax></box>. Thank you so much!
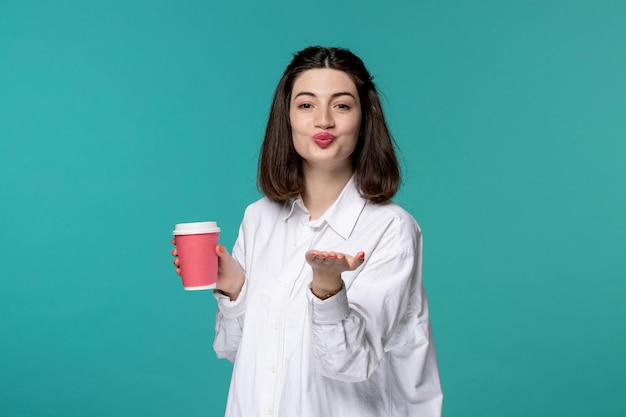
<box><xmin>289</xmin><ymin>68</ymin><xmax>362</xmax><ymax>172</ymax></box>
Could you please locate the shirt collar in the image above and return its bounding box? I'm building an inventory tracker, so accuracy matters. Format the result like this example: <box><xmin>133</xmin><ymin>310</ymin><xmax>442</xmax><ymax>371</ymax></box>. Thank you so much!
<box><xmin>283</xmin><ymin>176</ymin><xmax>367</xmax><ymax>240</ymax></box>
<box><xmin>284</xmin><ymin>197</ymin><xmax>305</xmax><ymax>220</ymax></box>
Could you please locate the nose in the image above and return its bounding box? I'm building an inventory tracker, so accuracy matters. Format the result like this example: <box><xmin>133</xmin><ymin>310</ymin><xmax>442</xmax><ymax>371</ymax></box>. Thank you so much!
<box><xmin>314</xmin><ymin>107</ymin><xmax>334</xmax><ymax>129</ymax></box>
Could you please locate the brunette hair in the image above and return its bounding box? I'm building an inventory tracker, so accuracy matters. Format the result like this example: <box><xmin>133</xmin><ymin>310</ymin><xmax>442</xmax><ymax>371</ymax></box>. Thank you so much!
<box><xmin>258</xmin><ymin>46</ymin><xmax>400</xmax><ymax>203</ymax></box>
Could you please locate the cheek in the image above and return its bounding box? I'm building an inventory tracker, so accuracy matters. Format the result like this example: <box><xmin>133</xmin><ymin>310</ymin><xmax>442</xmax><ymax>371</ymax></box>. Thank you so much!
<box><xmin>289</xmin><ymin>112</ymin><xmax>306</xmax><ymax>133</ymax></box>
<box><xmin>347</xmin><ymin>115</ymin><xmax>362</xmax><ymax>137</ymax></box>
<box><xmin>289</xmin><ymin>117</ymin><xmax>307</xmax><ymax>150</ymax></box>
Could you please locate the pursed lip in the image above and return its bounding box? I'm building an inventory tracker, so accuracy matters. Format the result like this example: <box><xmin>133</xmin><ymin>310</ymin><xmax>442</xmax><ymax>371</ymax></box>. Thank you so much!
<box><xmin>313</xmin><ymin>132</ymin><xmax>336</xmax><ymax>140</ymax></box>
<box><xmin>313</xmin><ymin>132</ymin><xmax>335</xmax><ymax>148</ymax></box>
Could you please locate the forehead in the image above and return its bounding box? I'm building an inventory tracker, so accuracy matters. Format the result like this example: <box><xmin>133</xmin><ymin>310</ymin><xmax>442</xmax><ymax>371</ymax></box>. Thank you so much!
<box><xmin>291</xmin><ymin>69</ymin><xmax>358</xmax><ymax>96</ymax></box>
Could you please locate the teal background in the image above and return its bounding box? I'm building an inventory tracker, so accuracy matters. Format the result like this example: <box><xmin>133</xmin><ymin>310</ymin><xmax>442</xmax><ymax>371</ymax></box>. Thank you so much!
<box><xmin>1</xmin><ymin>0</ymin><xmax>625</xmax><ymax>416</ymax></box>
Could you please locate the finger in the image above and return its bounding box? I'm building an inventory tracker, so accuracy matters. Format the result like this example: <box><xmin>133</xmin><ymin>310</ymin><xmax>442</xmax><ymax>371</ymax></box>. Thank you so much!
<box><xmin>171</xmin><ymin>248</ymin><xmax>178</xmax><ymax>256</ymax></box>
<box><xmin>352</xmin><ymin>251</ymin><xmax>366</xmax><ymax>268</ymax></box>
<box><xmin>216</xmin><ymin>244</ymin><xmax>228</xmax><ymax>257</ymax></box>
<box><xmin>173</xmin><ymin>258</ymin><xmax>179</xmax><ymax>267</ymax></box>
<box><xmin>171</xmin><ymin>238</ymin><xmax>176</xmax><ymax>245</ymax></box>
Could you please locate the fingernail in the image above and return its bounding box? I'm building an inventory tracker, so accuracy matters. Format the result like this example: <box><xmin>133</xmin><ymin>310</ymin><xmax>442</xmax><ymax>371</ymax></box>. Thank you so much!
<box><xmin>358</xmin><ymin>252</ymin><xmax>365</xmax><ymax>260</ymax></box>
<box><xmin>217</xmin><ymin>245</ymin><xmax>225</xmax><ymax>253</ymax></box>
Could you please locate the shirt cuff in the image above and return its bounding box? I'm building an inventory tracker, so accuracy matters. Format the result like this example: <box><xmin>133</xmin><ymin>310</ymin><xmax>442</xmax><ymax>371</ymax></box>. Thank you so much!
<box><xmin>213</xmin><ymin>280</ymin><xmax>248</xmax><ymax>319</ymax></box>
<box><xmin>308</xmin><ymin>283</ymin><xmax>351</xmax><ymax>324</ymax></box>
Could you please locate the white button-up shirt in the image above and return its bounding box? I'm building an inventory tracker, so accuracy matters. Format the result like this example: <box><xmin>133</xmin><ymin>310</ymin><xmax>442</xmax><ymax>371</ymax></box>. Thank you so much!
<box><xmin>214</xmin><ymin>177</ymin><xmax>442</xmax><ymax>417</ymax></box>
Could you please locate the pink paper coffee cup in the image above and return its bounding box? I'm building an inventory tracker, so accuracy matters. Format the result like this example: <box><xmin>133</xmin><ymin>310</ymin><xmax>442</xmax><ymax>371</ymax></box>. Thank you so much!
<box><xmin>173</xmin><ymin>221</ymin><xmax>221</xmax><ymax>291</ymax></box>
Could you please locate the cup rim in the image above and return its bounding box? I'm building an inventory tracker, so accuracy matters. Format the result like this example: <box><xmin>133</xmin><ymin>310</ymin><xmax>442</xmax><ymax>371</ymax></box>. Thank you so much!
<box><xmin>173</xmin><ymin>221</ymin><xmax>220</xmax><ymax>235</ymax></box>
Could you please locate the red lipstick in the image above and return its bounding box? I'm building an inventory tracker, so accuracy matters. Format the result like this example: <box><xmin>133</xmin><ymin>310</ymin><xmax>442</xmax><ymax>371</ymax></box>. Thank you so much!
<box><xmin>313</xmin><ymin>132</ymin><xmax>335</xmax><ymax>147</ymax></box>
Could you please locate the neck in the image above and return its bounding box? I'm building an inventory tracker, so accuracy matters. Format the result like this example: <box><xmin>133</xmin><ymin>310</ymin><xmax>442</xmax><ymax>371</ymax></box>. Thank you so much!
<box><xmin>301</xmin><ymin>163</ymin><xmax>353</xmax><ymax>220</ymax></box>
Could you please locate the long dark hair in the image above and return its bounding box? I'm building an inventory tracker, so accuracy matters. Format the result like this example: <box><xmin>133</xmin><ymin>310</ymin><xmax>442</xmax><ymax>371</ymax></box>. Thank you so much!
<box><xmin>258</xmin><ymin>46</ymin><xmax>400</xmax><ymax>203</ymax></box>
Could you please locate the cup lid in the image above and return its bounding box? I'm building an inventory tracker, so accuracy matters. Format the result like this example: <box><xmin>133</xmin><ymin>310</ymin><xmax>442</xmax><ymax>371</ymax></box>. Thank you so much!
<box><xmin>173</xmin><ymin>221</ymin><xmax>220</xmax><ymax>235</ymax></box>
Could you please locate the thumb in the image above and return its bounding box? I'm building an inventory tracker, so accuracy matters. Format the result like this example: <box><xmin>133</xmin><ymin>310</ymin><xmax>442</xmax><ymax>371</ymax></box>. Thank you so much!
<box><xmin>347</xmin><ymin>251</ymin><xmax>365</xmax><ymax>271</ymax></box>
<box><xmin>216</xmin><ymin>244</ymin><xmax>229</xmax><ymax>258</ymax></box>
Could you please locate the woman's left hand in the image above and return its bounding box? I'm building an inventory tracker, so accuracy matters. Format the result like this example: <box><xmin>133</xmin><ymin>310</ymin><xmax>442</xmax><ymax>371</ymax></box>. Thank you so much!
<box><xmin>305</xmin><ymin>250</ymin><xmax>365</xmax><ymax>299</ymax></box>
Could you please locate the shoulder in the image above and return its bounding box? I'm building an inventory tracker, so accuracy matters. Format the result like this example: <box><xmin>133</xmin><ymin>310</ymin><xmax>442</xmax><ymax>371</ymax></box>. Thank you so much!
<box><xmin>360</xmin><ymin>200</ymin><xmax>422</xmax><ymax>249</ymax></box>
<box><xmin>241</xmin><ymin>196</ymin><xmax>288</xmax><ymax>224</ymax></box>
<box><xmin>365</xmin><ymin>200</ymin><xmax>421</xmax><ymax>232</ymax></box>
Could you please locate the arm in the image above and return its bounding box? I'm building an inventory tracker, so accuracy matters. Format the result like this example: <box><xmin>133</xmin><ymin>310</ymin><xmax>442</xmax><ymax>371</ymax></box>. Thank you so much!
<box><xmin>212</xmin><ymin>231</ymin><xmax>247</xmax><ymax>362</ymax></box>
<box><xmin>213</xmin><ymin>284</ymin><xmax>247</xmax><ymax>362</ymax></box>
<box><xmin>307</xmin><ymin>239</ymin><xmax>431</xmax><ymax>383</ymax></box>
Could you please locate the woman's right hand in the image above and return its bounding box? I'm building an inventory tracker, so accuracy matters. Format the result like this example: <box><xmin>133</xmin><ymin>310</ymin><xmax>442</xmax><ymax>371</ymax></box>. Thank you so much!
<box><xmin>170</xmin><ymin>239</ymin><xmax>245</xmax><ymax>300</ymax></box>
<box><xmin>171</xmin><ymin>239</ymin><xmax>182</xmax><ymax>276</ymax></box>
<box><xmin>214</xmin><ymin>244</ymin><xmax>246</xmax><ymax>301</ymax></box>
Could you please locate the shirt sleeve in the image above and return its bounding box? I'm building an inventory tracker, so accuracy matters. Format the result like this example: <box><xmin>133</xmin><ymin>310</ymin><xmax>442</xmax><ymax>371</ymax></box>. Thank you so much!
<box><xmin>212</xmin><ymin>280</ymin><xmax>248</xmax><ymax>363</ymax></box>
<box><xmin>306</xmin><ymin>235</ymin><xmax>434</xmax><ymax>384</ymax></box>
<box><xmin>212</xmin><ymin>218</ymin><xmax>249</xmax><ymax>363</ymax></box>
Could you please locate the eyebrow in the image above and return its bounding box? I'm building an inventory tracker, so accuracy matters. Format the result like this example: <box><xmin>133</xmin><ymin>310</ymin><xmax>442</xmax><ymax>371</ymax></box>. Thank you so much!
<box><xmin>293</xmin><ymin>91</ymin><xmax>357</xmax><ymax>100</ymax></box>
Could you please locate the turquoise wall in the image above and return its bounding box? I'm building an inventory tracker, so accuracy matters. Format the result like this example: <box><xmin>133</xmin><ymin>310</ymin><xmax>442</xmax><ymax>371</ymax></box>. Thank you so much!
<box><xmin>1</xmin><ymin>1</ymin><xmax>625</xmax><ymax>416</ymax></box>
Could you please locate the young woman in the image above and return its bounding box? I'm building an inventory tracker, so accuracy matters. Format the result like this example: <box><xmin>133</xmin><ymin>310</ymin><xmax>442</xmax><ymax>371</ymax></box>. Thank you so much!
<box><xmin>172</xmin><ymin>46</ymin><xmax>442</xmax><ymax>417</ymax></box>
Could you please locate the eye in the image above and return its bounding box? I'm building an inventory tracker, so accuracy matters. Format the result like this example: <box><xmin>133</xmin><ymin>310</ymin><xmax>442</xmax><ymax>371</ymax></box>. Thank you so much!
<box><xmin>297</xmin><ymin>103</ymin><xmax>312</xmax><ymax>109</ymax></box>
<box><xmin>335</xmin><ymin>103</ymin><xmax>351</xmax><ymax>110</ymax></box>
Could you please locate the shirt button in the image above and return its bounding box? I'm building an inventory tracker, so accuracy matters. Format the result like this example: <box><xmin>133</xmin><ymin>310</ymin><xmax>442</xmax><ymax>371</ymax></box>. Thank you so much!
<box><xmin>282</xmin><ymin>281</ymin><xmax>289</xmax><ymax>289</ymax></box>
<box><xmin>271</xmin><ymin>365</ymin><xmax>276</xmax><ymax>373</ymax></box>
<box><xmin>267</xmin><ymin>408</ymin><xmax>273</xmax><ymax>415</ymax></box>
<box><xmin>273</xmin><ymin>322</ymin><xmax>279</xmax><ymax>330</ymax></box>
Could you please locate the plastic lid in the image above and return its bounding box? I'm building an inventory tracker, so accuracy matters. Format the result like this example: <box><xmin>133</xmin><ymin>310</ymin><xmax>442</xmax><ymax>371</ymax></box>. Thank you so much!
<box><xmin>173</xmin><ymin>221</ymin><xmax>220</xmax><ymax>235</ymax></box>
